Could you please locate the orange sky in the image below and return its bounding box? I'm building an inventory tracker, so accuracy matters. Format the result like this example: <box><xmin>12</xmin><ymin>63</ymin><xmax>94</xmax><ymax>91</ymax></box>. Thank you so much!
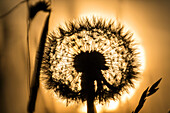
<box><xmin>0</xmin><ymin>0</ymin><xmax>170</xmax><ymax>113</ymax></box>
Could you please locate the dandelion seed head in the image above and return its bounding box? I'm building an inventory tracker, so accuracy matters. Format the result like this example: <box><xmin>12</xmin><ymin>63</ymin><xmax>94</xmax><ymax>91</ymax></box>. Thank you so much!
<box><xmin>40</xmin><ymin>16</ymin><xmax>142</xmax><ymax>104</ymax></box>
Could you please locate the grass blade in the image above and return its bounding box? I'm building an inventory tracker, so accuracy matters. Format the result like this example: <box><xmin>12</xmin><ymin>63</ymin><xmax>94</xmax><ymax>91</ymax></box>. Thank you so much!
<box><xmin>27</xmin><ymin>11</ymin><xmax>51</xmax><ymax>113</ymax></box>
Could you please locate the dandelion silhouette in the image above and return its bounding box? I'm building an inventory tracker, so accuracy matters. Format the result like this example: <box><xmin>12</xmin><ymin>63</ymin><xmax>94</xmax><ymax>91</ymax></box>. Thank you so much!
<box><xmin>41</xmin><ymin>17</ymin><xmax>141</xmax><ymax>113</ymax></box>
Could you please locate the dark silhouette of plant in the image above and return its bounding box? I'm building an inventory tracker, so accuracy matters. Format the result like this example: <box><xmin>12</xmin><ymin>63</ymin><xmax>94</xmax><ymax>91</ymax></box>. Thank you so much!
<box><xmin>26</xmin><ymin>1</ymin><xmax>51</xmax><ymax>113</ymax></box>
<box><xmin>41</xmin><ymin>17</ymin><xmax>141</xmax><ymax>113</ymax></box>
<box><xmin>132</xmin><ymin>78</ymin><xmax>162</xmax><ymax>113</ymax></box>
<box><xmin>26</xmin><ymin>0</ymin><xmax>51</xmax><ymax>86</ymax></box>
<box><xmin>0</xmin><ymin>1</ymin><xmax>51</xmax><ymax>113</ymax></box>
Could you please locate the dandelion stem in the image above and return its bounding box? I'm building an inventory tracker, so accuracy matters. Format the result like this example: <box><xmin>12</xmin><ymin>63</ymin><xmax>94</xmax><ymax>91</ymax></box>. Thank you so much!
<box><xmin>87</xmin><ymin>96</ymin><xmax>96</xmax><ymax>113</ymax></box>
<box><xmin>81</xmin><ymin>73</ymin><xmax>97</xmax><ymax>113</ymax></box>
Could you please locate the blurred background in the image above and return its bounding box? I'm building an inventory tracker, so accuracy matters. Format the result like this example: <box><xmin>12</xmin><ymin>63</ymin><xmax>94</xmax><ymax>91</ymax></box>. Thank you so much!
<box><xmin>0</xmin><ymin>0</ymin><xmax>170</xmax><ymax>113</ymax></box>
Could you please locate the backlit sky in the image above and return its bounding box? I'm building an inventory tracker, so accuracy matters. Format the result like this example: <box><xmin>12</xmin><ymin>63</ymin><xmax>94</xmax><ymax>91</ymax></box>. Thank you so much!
<box><xmin>0</xmin><ymin>0</ymin><xmax>170</xmax><ymax>113</ymax></box>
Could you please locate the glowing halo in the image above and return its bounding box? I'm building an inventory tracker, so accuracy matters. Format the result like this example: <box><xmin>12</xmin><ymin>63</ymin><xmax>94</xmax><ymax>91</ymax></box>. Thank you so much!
<box><xmin>40</xmin><ymin>16</ymin><xmax>144</xmax><ymax>110</ymax></box>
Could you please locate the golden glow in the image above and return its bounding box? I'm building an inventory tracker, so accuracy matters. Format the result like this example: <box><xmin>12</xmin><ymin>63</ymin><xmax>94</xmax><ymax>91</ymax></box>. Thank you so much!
<box><xmin>79</xmin><ymin>104</ymin><xmax>87</xmax><ymax>113</ymax></box>
<box><xmin>105</xmin><ymin>100</ymin><xmax>119</xmax><ymax>111</ymax></box>
<box><xmin>78</xmin><ymin>103</ymin><xmax>102</xmax><ymax>113</ymax></box>
<box><xmin>120</xmin><ymin>83</ymin><xmax>139</xmax><ymax>103</ymax></box>
<box><xmin>136</xmin><ymin>45</ymin><xmax>145</xmax><ymax>72</ymax></box>
<box><xmin>96</xmin><ymin>104</ymin><xmax>103</xmax><ymax>113</ymax></box>
<box><xmin>122</xmin><ymin>23</ymin><xmax>146</xmax><ymax>73</ymax></box>
<box><xmin>78</xmin><ymin>100</ymin><xmax>119</xmax><ymax>113</ymax></box>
